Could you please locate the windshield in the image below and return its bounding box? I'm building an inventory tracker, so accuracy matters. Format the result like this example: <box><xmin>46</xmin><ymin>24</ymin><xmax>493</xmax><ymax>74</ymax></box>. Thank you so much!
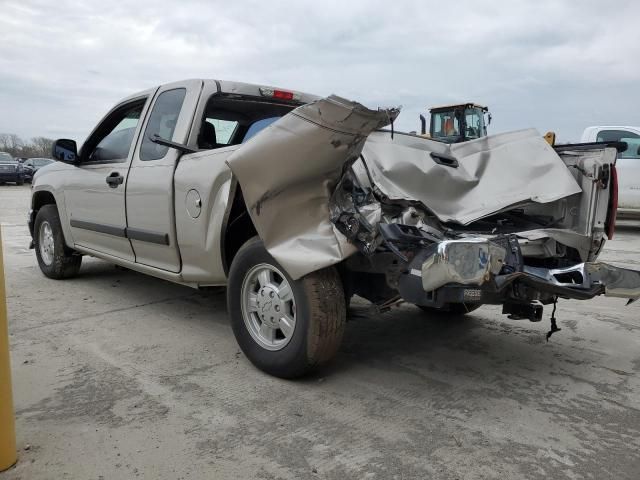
<box><xmin>431</xmin><ymin>111</ymin><xmax>461</xmax><ymax>141</ymax></box>
<box><xmin>0</xmin><ymin>152</ymin><xmax>14</xmax><ymax>163</ymax></box>
<box><xmin>463</xmin><ymin>107</ymin><xmax>486</xmax><ymax>140</ymax></box>
<box><xmin>430</xmin><ymin>107</ymin><xmax>486</xmax><ymax>142</ymax></box>
<box><xmin>33</xmin><ymin>158</ymin><xmax>54</xmax><ymax>166</ymax></box>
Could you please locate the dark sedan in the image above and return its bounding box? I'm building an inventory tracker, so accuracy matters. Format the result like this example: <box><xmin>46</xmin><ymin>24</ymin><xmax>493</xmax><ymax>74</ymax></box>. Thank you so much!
<box><xmin>0</xmin><ymin>152</ymin><xmax>25</xmax><ymax>185</ymax></box>
<box><xmin>22</xmin><ymin>157</ymin><xmax>54</xmax><ymax>182</ymax></box>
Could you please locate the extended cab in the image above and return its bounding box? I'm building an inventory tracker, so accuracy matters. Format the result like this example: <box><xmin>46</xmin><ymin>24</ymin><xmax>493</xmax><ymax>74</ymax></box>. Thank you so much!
<box><xmin>29</xmin><ymin>80</ymin><xmax>640</xmax><ymax>378</ymax></box>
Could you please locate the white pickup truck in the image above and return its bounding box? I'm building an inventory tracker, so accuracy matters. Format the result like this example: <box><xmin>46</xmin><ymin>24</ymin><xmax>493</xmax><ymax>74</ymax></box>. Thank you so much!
<box><xmin>581</xmin><ymin>126</ymin><xmax>640</xmax><ymax>217</ymax></box>
<box><xmin>28</xmin><ymin>79</ymin><xmax>640</xmax><ymax>378</ymax></box>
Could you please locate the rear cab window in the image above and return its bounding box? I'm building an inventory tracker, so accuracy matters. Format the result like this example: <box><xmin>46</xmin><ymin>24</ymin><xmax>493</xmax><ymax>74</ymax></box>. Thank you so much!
<box><xmin>196</xmin><ymin>94</ymin><xmax>302</xmax><ymax>151</ymax></box>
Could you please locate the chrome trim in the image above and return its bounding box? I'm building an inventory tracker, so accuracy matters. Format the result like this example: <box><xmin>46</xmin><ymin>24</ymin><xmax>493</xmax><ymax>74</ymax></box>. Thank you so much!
<box><xmin>420</xmin><ymin>236</ymin><xmax>640</xmax><ymax>301</ymax></box>
<box><xmin>524</xmin><ymin>263</ymin><xmax>640</xmax><ymax>300</ymax></box>
<box><xmin>587</xmin><ymin>263</ymin><xmax>640</xmax><ymax>299</ymax></box>
<box><xmin>421</xmin><ymin>239</ymin><xmax>506</xmax><ymax>292</ymax></box>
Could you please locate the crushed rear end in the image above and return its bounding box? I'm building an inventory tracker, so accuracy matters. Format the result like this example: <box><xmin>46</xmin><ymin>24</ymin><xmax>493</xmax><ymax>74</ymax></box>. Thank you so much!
<box><xmin>227</xmin><ymin>95</ymin><xmax>640</xmax><ymax>324</ymax></box>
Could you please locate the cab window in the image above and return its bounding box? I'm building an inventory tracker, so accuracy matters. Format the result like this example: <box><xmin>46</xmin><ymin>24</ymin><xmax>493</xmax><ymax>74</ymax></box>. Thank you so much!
<box><xmin>243</xmin><ymin>117</ymin><xmax>280</xmax><ymax>142</ymax></box>
<box><xmin>431</xmin><ymin>112</ymin><xmax>460</xmax><ymax>140</ymax></box>
<box><xmin>140</xmin><ymin>88</ymin><xmax>186</xmax><ymax>161</ymax></box>
<box><xmin>84</xmin><ymin>100</ymin><xmax>146</xmax><ymax>163</ymax></box>
<box><xmin>464</xmin><ymin>108</ymin><xmax>485</xmax><ymax>140</ymax></box>
<box><xmin>196</xmin><ymin>95</ymin><xmax>297</xmax><ymax>151</ymax></box>
<box><xmin>202</xmin><ymin>119</ymin><xmax>238</xmax><ymax>146</ymax></box>
<box><xmin>597</xmin><ymin>129</ymin><xmax>640</xmax><ymax>159</ymax></box>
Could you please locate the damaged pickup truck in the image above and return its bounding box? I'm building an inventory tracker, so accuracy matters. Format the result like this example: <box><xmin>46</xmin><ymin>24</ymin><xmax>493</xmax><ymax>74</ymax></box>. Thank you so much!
<box><xmin>30</xmin><ymin>79</ymin><xmax>640</xmax><ymax>378</ymax></box>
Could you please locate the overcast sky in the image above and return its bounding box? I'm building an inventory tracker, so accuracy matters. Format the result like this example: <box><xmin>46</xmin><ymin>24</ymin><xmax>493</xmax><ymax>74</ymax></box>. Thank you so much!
<box><xmin>1</xmin><ymin>0</ymin><xmax>639</xmax><ymax>143</ymax></box>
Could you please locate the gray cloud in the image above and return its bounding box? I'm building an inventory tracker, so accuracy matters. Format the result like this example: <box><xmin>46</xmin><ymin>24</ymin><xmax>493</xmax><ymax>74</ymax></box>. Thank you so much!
<box><xmin>1</xmin><ymin>0</ymin><xmax>639</xmax><ymax>143</ymax></box>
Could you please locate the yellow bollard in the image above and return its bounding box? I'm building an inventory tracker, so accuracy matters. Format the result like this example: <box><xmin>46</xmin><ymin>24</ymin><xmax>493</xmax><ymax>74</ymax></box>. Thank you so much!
<box><xmin>0</xmin><ymin>227</ymin><xmax>17</xmax><ymax>471</ymax></box>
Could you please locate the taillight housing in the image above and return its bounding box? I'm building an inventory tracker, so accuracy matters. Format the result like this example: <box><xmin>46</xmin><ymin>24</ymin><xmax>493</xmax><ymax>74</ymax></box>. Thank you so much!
<box><xmin>605</xmin><ymin>163</ymin><xmax>618</xmax><ymax>240</ymax></box>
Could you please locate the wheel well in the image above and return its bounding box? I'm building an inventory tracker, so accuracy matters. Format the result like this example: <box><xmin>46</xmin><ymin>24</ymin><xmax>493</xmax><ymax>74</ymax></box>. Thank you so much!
<box><xmin>30</xmin><ymin>191</ymin><xmax>57</xmax><ymax>238</ymax></box>
<box><xmin>32</xmin><ymin>190</ymin><xmax>57</xmax><ymax>211</ymax></box>
<box><xmin>222</xmin><ymin>183</ymin><xmax>258</xmax><ymax>275</ymax></box>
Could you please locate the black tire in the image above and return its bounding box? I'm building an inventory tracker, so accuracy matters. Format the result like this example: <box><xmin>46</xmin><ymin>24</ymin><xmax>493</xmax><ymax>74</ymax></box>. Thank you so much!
<box><xmin>34</xmin><ymin>204</ymin><xmax>82</xmax><ymax>279</ymax></box>
<box><xmin>227</xmin><ymin>238</ymin><xmax>346</xmax><ymax>378</ymax></box>
<box><xmin>418</xmin><ymin>303</ymin><xmax>482</xmax><ymax>316</ymax></box>
<box><xmin>16</xmin><ymin>178</ymin><xmax>24</xmax><ymax>186</ymax></box>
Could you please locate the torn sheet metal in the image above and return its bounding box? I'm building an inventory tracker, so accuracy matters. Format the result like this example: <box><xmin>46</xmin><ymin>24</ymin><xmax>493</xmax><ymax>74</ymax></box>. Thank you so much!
<box><xmin>226</xmin><ymin>95</ymin><xmax>399</xmax><ymax>280</ymax></box>
<box><xmin>515</xmin><ymin>229</ymin><xmax>595</xmax><ymax>262</ymax></box>
<box><xmin>361</xmin><ymin>128</ymin><xmax>582</xmax><ymax>225</ymax></box>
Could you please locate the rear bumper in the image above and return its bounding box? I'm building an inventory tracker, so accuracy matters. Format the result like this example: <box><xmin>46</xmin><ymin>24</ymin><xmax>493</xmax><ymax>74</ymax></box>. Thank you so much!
<box><xmin>405</xmin><ymin>238</ymin><xmax>640</xmax><ymax>304</ymax></box>
<box><xmin>517</xmin><ymin>263</ymin><xmax>640</xmax><ymax>300</ymax></box>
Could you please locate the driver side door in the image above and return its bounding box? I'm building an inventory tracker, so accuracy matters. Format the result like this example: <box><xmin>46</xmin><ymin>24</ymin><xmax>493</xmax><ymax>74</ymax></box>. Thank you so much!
<box><xmin>63</xmin><ymin>94</ymin><xmax>153</xmax><ymax>261</ymax></box>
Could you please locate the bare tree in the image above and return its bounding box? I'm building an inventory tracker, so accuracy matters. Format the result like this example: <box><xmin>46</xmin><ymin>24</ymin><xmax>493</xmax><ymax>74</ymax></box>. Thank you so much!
<box><xmin>0</xmin><ymin>133</ymin><xmax>12</xmax><ymax>152</ymax></box>
<box><xmin>0</xmin><ymin>133</ymin><xmax>23</xmax><ymax>156</ymax></box>
<box><xmin>0</xmin><ymin>133</ymin><xmax>54</xmax><ymax>158</ymax></box>
<box><xmin>30</xmin><ymin>137</ymin><xmax>54</xmax><ymax>158</ymax></box>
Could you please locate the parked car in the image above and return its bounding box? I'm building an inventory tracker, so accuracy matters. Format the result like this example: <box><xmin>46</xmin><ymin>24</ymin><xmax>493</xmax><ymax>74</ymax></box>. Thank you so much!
<box><xmin>28</xmin><ymin>79</ymin><xmax>640</xmax><ymax>378</ymax></box>
<box><xmin>581</xmin><ymin>126</ymin><xmax>640</xmax><ymax>218</ymax></box>
<box><xmin>0</xmin><ymin>152</ymin><xmax>25</xmax><ymax>185</ymax></box>
<box><xmin>22</xmin><ymin>157</ymin><xmax>54</xmax><ymax>183</ymax></box>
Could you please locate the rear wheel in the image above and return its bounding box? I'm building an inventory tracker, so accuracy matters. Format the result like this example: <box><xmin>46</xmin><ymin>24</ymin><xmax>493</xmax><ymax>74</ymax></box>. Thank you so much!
<box><xmin>418</xmin><ymin>303</ymin><xmax>482</xmax><ymax>316</ymax></box>
<box><xmin>34</xmin><ymin>205</ymin><xmax>82</xmax><ymax>279</ymax></box>
<box><xmin>228</xmin><ymin>238</ymin><xmax>346</xmax><ymax>378</ymax></box>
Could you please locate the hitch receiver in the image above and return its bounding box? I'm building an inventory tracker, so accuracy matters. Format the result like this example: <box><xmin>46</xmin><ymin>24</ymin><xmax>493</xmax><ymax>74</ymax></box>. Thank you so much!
<box><xmin>503</xmin><ymin>303</ymin><xmax>543</xmax><ymax>322</ymax></box>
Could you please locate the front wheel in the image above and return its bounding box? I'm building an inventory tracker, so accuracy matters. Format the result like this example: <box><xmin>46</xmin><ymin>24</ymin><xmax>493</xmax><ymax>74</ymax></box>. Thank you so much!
<box><xmin>227</xmin><ymin>238</ymin><xmax>346</xmax><ymax>378</ymax></box>
<box><xmin>34</xmin><ymin>205</ymin><xmax>82</xmax><ymax>279</ymax></box>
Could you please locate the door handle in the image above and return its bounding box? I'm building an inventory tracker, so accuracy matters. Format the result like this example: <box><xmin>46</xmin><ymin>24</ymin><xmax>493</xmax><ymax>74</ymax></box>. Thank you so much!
<box><xmin>106</xmin><ymin>172</ymin><xmax>124</xmax><ymax>188</ymax></box>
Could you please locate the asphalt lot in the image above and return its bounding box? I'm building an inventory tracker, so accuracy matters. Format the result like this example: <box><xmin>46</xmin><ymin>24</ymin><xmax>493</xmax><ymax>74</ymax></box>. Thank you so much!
<box><xmin>1</xmin><ymin>184</ymin><xmax>639</xmax><ymax>480</ymax></box>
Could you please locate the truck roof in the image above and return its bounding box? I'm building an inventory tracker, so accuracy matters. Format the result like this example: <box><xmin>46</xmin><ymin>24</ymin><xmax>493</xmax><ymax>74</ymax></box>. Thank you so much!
<box><xmin>583</xmin><ymin>125</ymin><xmax>640</xmax><ymax>131</ymax></box>
<box><xmin>429</xmin><ymin>103</ymin><xmax>488</xmax><ymax>112</ymax></box>
<box><xmin>123</xmin><ymin>79</ymin><xmax>320</xmax><ymax>105</ymax></box>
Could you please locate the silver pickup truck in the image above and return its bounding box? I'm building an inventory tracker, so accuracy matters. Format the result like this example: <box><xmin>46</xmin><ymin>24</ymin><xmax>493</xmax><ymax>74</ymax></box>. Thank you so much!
<box><xmin>29</xmin><ymin>79</ymin><xmax>640</xmax><ymax>378</ymax></box>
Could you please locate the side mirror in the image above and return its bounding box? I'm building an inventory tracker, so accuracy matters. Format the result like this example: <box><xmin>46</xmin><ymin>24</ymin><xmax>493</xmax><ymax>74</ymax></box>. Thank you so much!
<box><xmin>637</xmin><ymin>145</ymin><xmax>640</xmax><ymax>156</ymax></box>
<box><xmin>52</xmin><ymin>139</ymin><xmax>78</xmax><ymax>164</ymax></box>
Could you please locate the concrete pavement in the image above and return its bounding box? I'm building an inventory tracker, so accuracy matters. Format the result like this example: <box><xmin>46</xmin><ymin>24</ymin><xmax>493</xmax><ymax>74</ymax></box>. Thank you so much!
<box><xmin>1</xmin><ymin>184</ymin><xmax>639</xmax><ymax>479</ymax></box>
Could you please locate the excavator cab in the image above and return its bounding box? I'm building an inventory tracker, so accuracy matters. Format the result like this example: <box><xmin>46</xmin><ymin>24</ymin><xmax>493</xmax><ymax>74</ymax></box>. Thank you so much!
<box><xmin>420</xmin><ymin>103</ymin><xmax>491</xmax><ymax>143</ymax></box>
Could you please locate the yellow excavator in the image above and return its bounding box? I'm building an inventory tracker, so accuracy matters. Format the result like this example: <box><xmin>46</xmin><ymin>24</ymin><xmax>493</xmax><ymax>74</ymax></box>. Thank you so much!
<box><xmin>419</xmin><ymin>103</ymin><xmax>557</xmax><ymax>146</ymax></box>
<box><xmin>419</xmin><ymin>103</ymin><xmax>491</xmax><ymax>143</ymax></box>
